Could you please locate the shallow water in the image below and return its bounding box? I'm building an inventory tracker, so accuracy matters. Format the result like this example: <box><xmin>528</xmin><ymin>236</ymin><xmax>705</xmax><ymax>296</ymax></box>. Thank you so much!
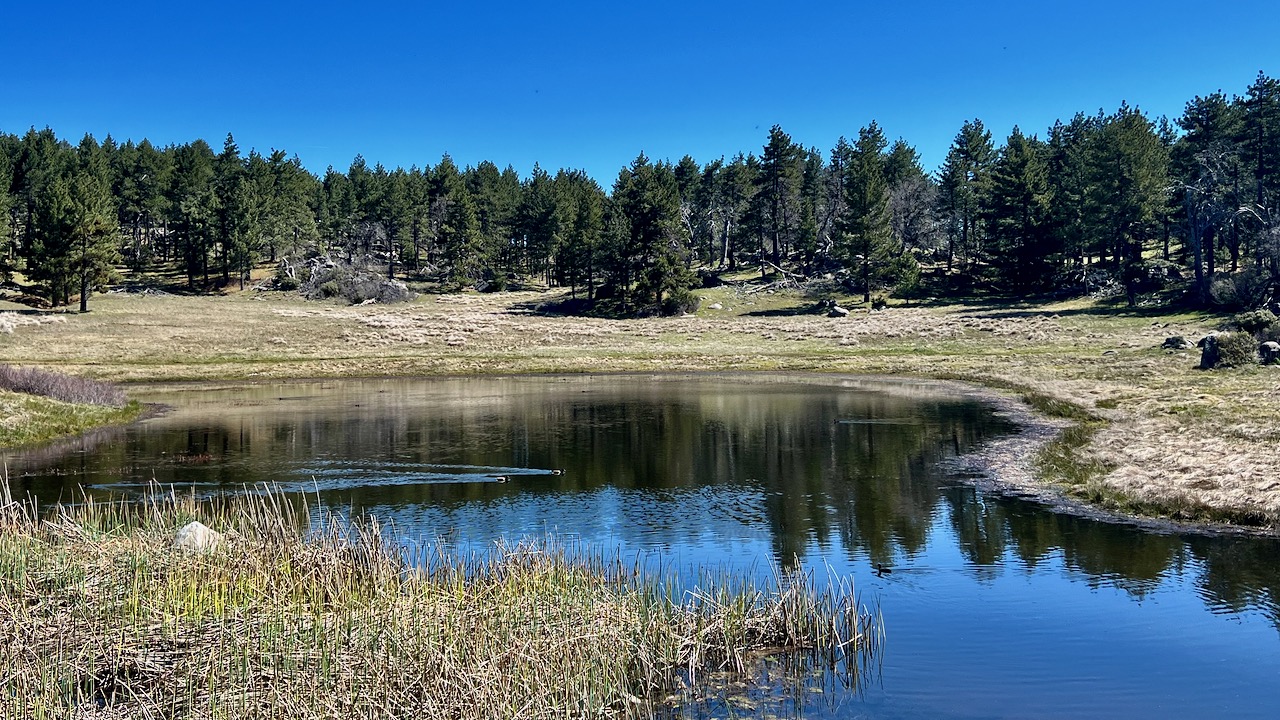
<box><xmin>5</xmin><ymin>374</ymin><xmax>1279</xmax><ymax>718</ymax></box>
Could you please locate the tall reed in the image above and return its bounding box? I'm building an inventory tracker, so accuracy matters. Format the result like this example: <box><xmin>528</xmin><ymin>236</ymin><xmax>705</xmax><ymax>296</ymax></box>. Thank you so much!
<box><xmin>0</xmin><ymin>482</ymin><xmax>880</xmax><ymax>719</ymax></box>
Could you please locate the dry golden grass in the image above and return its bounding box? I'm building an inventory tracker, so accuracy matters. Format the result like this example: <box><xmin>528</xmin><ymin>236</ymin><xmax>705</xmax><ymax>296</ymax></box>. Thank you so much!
<box><xmin>0</xmin><ymin>487</ymin><xmax>878</xmax><ymax>719</ymax></box>
<box><xmin>0</xmin><ymin>286</ymin><xmax>1276</xmax><ymax>528</ymax></box>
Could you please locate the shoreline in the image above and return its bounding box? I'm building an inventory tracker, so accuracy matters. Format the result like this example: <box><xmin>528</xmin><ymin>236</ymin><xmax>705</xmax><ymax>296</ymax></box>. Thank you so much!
<box><xmin>2</xmin><ymin>289</ymin><xmax>1277</xmax><ymax>536</ymax></box>
<box><xmin>8</xmin><ymin>369</ymin><xmax>1277</xmax><ymax>538</ymax></box>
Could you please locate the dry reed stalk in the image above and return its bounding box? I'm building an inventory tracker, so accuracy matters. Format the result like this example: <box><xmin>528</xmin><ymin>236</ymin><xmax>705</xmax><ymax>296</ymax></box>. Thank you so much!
<box><xmin>0</xmin><ymin>483</ymin><xmax>880</xmax><ymax>719</ymax></box>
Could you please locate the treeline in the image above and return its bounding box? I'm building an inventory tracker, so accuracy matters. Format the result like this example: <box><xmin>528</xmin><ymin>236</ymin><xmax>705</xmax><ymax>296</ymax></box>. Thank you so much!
<box><xmin>2</xmin><ymin>72</ymin><xmax>1279</xmax><ymax>313</ymax></box>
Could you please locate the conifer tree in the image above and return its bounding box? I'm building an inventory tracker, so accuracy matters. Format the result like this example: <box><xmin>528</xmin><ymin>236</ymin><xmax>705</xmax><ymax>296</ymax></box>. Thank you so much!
<box><xmin>604</xmin><ymin>154</ymin><xmax>690</xmax><ymax>312</ymax></box>
<box><xmin>168</xmin><ymin>140</ymin><xmax>217</xmax><ymax>287</ymax></box>
<box><xmin>1086</xmin><ymin>105</ymin><xmax>1169</xmax><ymax>303</ymax></box>
<box><xmin>552</xmin><ymin>170</ymin><xmax>605</xmax><ymax>298</ymax></box>
<box><xmin>755</xmin><ymin>126</ymin><xmax>803</xmax><ymax>275</ymax></box>
<box><xmin>466</xmin><ymin>160</ymin><xmax>521</xmax><ymax>279</ymax></box>
<box><xmin>937</xmin><ymin>120</ymin><xmax>995</xmax><ymax>271</ymax></box>
<box><xmin>70</xmin><ymin>135</ymin><xmax>120</xmax><ymax>311</ymax></box>
<box><xmin>985</xmin><ymin>128</ymin><xmax>1056</xmax><ymax>289</ymax></box>
<box><xmin>836</xmin><ymin>123</ymin><xmax>913</xmax><ymax>302</ymax></box>
<box><xmin>516</xmin><ymin>165</ymin><xmax>559</xmax><ymax>282</ymax></box>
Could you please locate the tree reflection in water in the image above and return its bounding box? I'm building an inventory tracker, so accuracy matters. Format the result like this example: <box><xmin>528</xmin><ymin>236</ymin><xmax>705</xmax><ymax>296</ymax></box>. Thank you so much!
<box><xmin>6</xmin><ymin>374</ymin><xmax>1279</xmax><ymax>632</ymax></box>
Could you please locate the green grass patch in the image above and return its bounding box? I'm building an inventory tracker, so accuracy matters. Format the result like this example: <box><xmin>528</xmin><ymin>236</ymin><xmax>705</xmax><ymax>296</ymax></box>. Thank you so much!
<box><xmin>0</xmin><ymin>392</ymin><xmax>144</xmax><ymax>448</ymax></box>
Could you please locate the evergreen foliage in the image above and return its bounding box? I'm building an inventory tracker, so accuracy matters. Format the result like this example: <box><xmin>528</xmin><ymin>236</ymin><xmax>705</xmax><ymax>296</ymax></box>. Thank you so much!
<box><xmin>3</xmin><ymin>71</ymin><xmax>1280</xmax><ymax>312</ymax></box>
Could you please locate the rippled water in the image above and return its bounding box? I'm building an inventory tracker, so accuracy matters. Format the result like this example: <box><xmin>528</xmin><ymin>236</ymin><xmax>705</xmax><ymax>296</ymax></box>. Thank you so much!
<box><xmin>5</xmin><ymin>374</ymin><xmax>1279</xmax><ymax>718</ymax></box>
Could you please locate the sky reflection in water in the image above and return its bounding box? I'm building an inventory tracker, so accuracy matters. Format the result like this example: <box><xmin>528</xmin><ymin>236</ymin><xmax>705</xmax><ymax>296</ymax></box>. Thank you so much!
<box><xmin>5</xmin><ymin>374</ymin><xmax>1278</xmax><ymax>719</ymax></box>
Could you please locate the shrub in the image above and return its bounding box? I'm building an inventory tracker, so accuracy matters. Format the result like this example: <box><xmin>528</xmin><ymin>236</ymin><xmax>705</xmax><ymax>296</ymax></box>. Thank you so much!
<box><xmin>0</xmin><ymin>365</ymin><xmax>127</xmax><ymax>407</ymax></box>
<box><xmin>1210</xmin><ymin>332</ymin><xmax>1259</xmax><ymax>369</ymax></box>
<box><xmin>661</xmin><ymin>287</ymin><xmax>700</xmax><ymax>316</ymax></box>
<box><xmin>478</xmin><ymin>274</ymin><xmax>507</xmax><ymax>293</ymax></box>
<box><xmin>1230</xmin><ymin>309</ymin><xmax>1278</xmax><ymax>336</ymax></box>
<box><xmin>1210</xmin><ymin>268</ymin><xmax>1274</xmax><ymax>310</ymax></box>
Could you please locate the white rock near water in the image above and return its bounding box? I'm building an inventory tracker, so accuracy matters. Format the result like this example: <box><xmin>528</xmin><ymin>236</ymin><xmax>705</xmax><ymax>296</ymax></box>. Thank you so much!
<box><xmin>174</xmin><ymin>521</ymin><xmax>224</xmax><ymax>552</ymax></box>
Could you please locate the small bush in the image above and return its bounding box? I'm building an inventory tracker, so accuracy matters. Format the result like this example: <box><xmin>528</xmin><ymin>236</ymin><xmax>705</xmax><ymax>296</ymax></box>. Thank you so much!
<box><xmin>1210</xmin><ymin>268</ymin><xmax>1274</xmax><ymax>310</ymax></box>
<box><xmin>478</xmin><ymin>275</ymin><xmax>507</xmax><ymax>293</ymax></box>
<box><xmin>0</xmin><ymin>365</ymin><xmax>127</xmax><ymax>407</ymax></box>
<box><xmin>661</xmin><ymin>287</ymin><xmax>700</xmax><ymax>316</ymax></box>
<box><xmin>1230</xmin><ymin>309</ymin><xmax>1278</xmax><ymax>336</ymax></box>
<box><xmin>1211</xmin><ymin>332</ymin><xmax>1259</xmax><ymax>369</ymax></box>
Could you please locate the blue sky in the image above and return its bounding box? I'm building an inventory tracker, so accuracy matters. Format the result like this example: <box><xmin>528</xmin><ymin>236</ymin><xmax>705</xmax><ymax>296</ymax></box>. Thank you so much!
<box><xmin>2</xmin><ymin>1</ymin><xmax>1276</xmax><ymax>184</ymax></box>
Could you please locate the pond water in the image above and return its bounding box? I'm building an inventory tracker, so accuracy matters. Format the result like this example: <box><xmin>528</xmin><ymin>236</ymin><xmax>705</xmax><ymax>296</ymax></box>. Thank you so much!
<box><xmin>5</xmin><ymin>374</ymin><xmax>1279</xmax><ymax>718</ymax></box>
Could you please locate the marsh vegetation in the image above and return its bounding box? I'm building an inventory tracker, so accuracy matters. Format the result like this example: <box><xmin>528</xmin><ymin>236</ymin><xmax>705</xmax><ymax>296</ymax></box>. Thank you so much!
<box><xmin>0</xmin><ymin>483</ymin><xmax>880</xmax><ymax>719</ymax></box>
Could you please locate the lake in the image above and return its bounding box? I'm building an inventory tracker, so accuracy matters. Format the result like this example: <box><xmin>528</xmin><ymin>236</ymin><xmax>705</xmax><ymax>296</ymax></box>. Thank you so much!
<box><xmin>5</xmin><ymin>374</ymin><xmax>1279</xmax><ymax>718</ymax></box>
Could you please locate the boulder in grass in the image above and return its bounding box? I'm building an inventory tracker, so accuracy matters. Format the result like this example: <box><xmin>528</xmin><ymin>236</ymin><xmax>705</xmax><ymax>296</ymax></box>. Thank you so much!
<box><xmin>1261</xmin><ymin>341</ymin><xmax>1280</xmax><ymax>366</ymax></box>
<box><xmin>174</xmin><ymin>521</ymin><xmax>224</xmax><ymax>553</ymax></box>
<box><xmin>1162</xmin><ymin>336</ymin><xmax>1193</xmax><ymax>351</ymax></box>
<box><xmin>828</xmin><ymin>305</ymin><xmax>850</xmax><ymax>318</ymax></box>
<box><xmin>1200</xmin><ymin>331</ymin><xmax>1258</xmax><ymax>369</ymax></box>
<box><xmin>1198</xmin><ymin>335</ymin><xmax>1221</xmax><ymax>369</ymax></box>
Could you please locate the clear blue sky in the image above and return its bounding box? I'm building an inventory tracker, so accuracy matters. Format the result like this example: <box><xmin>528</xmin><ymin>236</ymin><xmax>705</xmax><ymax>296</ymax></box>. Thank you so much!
<box><xmin>2</xmin><ymin>0</ymin><xmax>1276</xmax><ymax>184</ymax></box>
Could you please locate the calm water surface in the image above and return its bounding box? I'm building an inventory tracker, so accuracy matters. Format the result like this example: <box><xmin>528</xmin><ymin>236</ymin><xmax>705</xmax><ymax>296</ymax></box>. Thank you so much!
<box><xmin>5</xmin><ymin>374</ymin><xmax>1279</xmax><ymax>719</ymax></box>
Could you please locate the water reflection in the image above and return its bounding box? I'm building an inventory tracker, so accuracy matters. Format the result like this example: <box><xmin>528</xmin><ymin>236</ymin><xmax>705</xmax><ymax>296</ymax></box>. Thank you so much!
<box><xmin>6</xmin><ymin>374</ymin><xmax>1277</xmax><ymax>629</ymax></box>
<box><xmin>4</xmin><ymin>374</ymin><xmax>1279</xmax><ymax>717</ymax></box>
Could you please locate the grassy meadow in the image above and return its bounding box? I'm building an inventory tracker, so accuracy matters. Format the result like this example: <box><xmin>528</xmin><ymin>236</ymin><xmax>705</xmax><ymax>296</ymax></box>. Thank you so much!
<box><xmin>1</xmin><ymin>281</ymin><xmax>1277</xmax><ymax>529</ymax></box>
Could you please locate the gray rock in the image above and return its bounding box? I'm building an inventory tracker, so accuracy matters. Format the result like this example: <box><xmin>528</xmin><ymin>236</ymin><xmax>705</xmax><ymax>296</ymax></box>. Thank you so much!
<box><xmin>828</xmin><ymin>305</ymin><xmax>850</xmax><ymax>318</ymax></box>
<box><xmin>707</xmin><ymin>302</ymin><xmax>723</xmax><ymax>310</ymax></box>
<box><xmin>174</xmin><ymin>521</ymin><xmax>224</xmax><ymax>553</ymax></box>
<box><xmin>1162</xmin><ymin>336</ymin><xmax>1193</xmax><ymax>350</ymax></box>
<box><xmin>1261</xmin><ymin>341</ymin><xmax>1280</xmax><ymax>365</ymax></box>
<box><xmin>1199</xmin><ymin>335</ymin><xmax>1221</xmax><ymax>369</ymax></box>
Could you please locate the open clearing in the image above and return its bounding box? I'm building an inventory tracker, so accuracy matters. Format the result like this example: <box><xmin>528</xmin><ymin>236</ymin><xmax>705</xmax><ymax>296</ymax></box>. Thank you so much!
<box><xmin>1</xmin><ymin>286</ymin><xmax>1276</xmax><ymax>530</ymax></box>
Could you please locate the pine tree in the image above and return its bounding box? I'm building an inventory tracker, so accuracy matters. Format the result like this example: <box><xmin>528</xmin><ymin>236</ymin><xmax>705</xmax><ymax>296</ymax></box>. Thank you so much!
<box><xmin>438</xmin><ymin>186</ymin><xmax>482</xmax><ymax>287</ymax></box>
<box><xmin>937</xmin><ymin>120</ymin><xmax>995</xmax><ymax>271</ymax></box>
<box><xmin>754</xmin><ymin>125</ymin><xmax>803</xmax><ymax>275</ymax></box>
<box><xmin>225</xmin><ymin>150</ymin><xmax>269</xmax><ymax>290</ymax></box>
<box><xmin>0</xmin><ymin>142</ymin><xmax>14</xmax><ymax>282</ymax></box>
<box><xmin>28</xmin><ymin>176</ymin><xmax>77</xmax><ymax>306</ymax></box>
<box><xmin>1242</xmin><ymin>72</ymin><xmax>1280</xmax><ymax>210</ymax></box>
<box><xmin>604</xmin><ymin>154</ymin><xmax>690</xmax><ymax>312</ymax></box>
<box><xmin>883</xmin><ymin>139</ymin><xmax>939</xmax><ymax>258</ymax></box>
<box><xmin>167</xmin><ymin>140</ymin><xmax>217</xmax><ymax>287</ymax></box>
<box><xmin>1087</xmin><ymin>105</ymin><xmax>1169</xmax><ymax>305</ymax></box>
<box><xmin>551</xmin><ymin>170</ymin><xmax>605</xmax><ymax>298</ymax></box>
<box><xmin>984</xmin><ymin>127</ymin><xmax>1056</xmax><ymax>289</ymax></box>
<box><xmin>69</xmin><ymin>135</ymin><xmax>120</xmax><ymax>311</ymax></box>
<box><xmin>836</xmin><ymin>123</ymin><xmax>913</xmax><ymax>302</ymax></box>
<box><xmin>318</xmin><ymin>167</ymin><xmax>356</xmax><ymax>257</ymax></box>
<box><xmin>466</xmin><ymin>160</ymin><xmax>521</xmax><ymax>280</ymax></box>
<box><xmin>516</xmin><ymin>164</ymin><xmax>559</xmax><ymax>282</ymax></box>
<box><xmin>263</xmin><ymin>149</ymin><xmax>318</xmax><ymax>264</ymax></box>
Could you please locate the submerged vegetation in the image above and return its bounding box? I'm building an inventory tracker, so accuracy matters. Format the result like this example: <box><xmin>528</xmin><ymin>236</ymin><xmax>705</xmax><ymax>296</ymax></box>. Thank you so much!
<box><xmin>0</xmin><ymin>484</ymin><xmax>880</xmax><ymax>719</ymax></box>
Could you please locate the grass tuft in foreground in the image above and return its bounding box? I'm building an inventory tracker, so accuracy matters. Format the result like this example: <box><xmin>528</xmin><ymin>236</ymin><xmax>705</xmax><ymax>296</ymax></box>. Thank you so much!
<box><xmin>0</xmin><ymin>485</ymin><xmax>880</xmax><ymax>719</ymax></box>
